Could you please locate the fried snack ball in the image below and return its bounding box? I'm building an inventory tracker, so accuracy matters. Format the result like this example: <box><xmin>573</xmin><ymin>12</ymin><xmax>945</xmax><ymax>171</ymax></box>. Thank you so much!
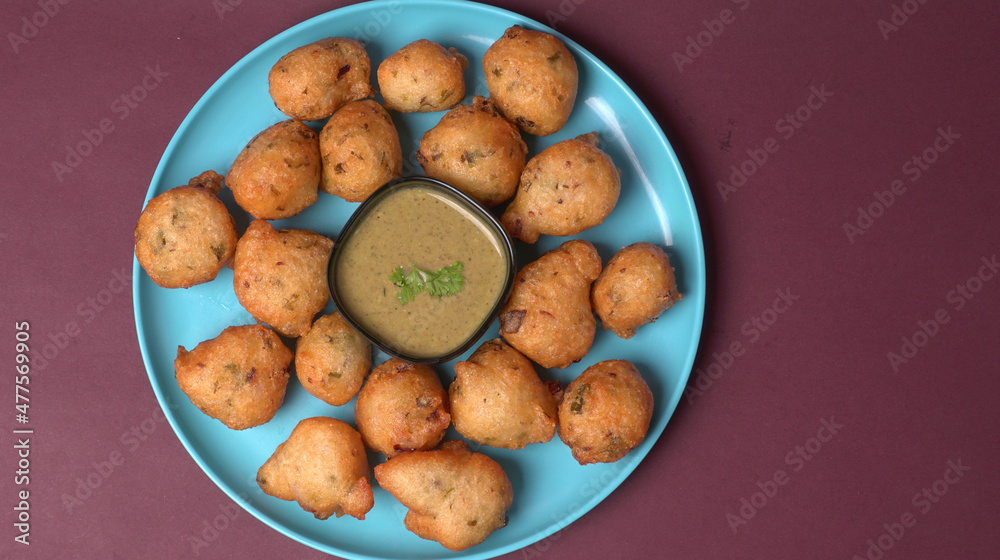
<box><xmin>319</xmin><ymin>100</ymin><xmax>402</xmax><ymax>202</ymax></box>
<box><xmin>187</xmin><ymin>169</ymin><xmax>226</xmax><ymax>193</ymax></box>
<box><xmin>483</xmin><ymin>25</ymin><xmax>578</xmax><ymax>136</ymax></box>
<box><xmin>501</xmin><ymin>132</ymin><xmax>620</xmax><ymax>243</ymax></box>
<box><xmin>135</xmin><ymin>171</ymin><xmax>237</xmax><ymax>289</ymax></box>
<box><xmin>354</xmin><ymin>358</ymin><xmax>450</xmax><ymax>457</ymax></box>
<box><xmin>268</xmin><ymin>37</ymin><xmax>374</xmax><ymax>121</ymax></box>
<box><xmin>233</xmin><ymin>219</ymin><xmax>334</xmax><ymax>338</ymax></box>
<box><xmin>374</xmin><ymin>440</ymin><xmax>512</xmax><ymax>551</ymax></box>
<box><xmin>377</xmin><ymin>39</ymin><xmax>468</xmax><ymax>113</ymax></box>
<box><xmin>499</xmin><ymin>239</ymin><xmax>601</xmax><ymax>369</ymax></box>
<box><xmin>256</xmin><ymin>417</ymin><xmax>374</xmax><ymax>520</ymax></box>
<box><xmin>450</xmin><ymin>339</ymin><xmax>559</xmax><ymax>449</ymax></box>
<box><xmin>295</xmin><ymin>312</ymin><xmax>372</xmax><ymax>406</ymax></box>
<box><xmin>226</xmin><ymin>120</ymin><xmax>321</xmax><ymax>220</ymax></box>
<box><xmin>174</xmin><ymin>324</ymin><xmax>292</xmax><ymax>430</ymax></box>
<box><xmin>415</xmin><ymin>95</ymin><xmax>527</xmax><ymax>206</ymax></box>
<box><xmin>558</xmin><ymin>360</ymin><xmax>653</xmax><ymax>465</ymax></box>
<box><xmin>591</xmin><ymin>242</ymin><xmax>683</xmax><ymax>339</ymax></box>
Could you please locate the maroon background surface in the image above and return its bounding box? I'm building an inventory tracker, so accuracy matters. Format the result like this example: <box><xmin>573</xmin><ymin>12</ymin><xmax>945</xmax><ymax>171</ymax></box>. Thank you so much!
<box><xmin>2</xmin><ymin>1</ymin><xmax>998</xmax><ymax>559</ymax></box>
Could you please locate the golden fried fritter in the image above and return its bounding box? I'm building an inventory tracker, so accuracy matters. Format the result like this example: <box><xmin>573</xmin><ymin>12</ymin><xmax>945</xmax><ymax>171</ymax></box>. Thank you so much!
<box><xmin>226</xmin><ymin>120</ymin><xmax>321</xmax><ymax>220</ymax></box>
<box><xmin>354</xmin><ymin>358</ymin><xmax>450</xmax><ymax>457</ymax></box>
<box><xmin>501</xmin><ymin>132</ymin><xmax>620</xmax><ymax>243</ymax></box>
<box><xmin>174</xmin><ymin>324</ymin><xmax>292</xmax><ymax>430</ymax></box>
<box><xmin>187</xmin><ymin>169</ymin><xmax>226</xmax><ymax>192</ymax></box>
<box><xmin>374</xmin><ymin>440</ymin><xmax>512</xmax><ymax>551</ymax></box>
<box><xmin>135</xmin><ymin>171</ymin><xmax>237</xmax><ymax>289</ymax></box>
<box><xmin>557</xmin><ymin>360</ymin><xmax>653</xmax><ymax>465</ymax></box>
<box><xmin>450</xmin><ymin>339</ymin><xmax>559</xmax><ymax>449</ymax></box>
<box><xmin>378</xmin><ymin>39</ymin><xmax>468</xmax><ymax>113</ymax></box>
<box><xmin>268</xmin><ymin>37</ymin><xmax>374</xmax><ymax>121</ymax></box>
<box><xmin>483</xmin><ymin>25</ymin><xmax>578</xmax><ymax>136</ymax></box>
<box><xmin>256</xmin><ymin>417</ymin><xmax>374</xmax><ymax>520</ymax></box>
<box><xmin>233</xmin><ymin>219</ymin><xmax>334</xmax><ymax>338</ymax></box>
<box><xmin>319</xmin><ymin>99</ymin><xmax>402</xmax><ymax>202</ymax></box>
<box><xmin>591</xmin><ymin>242</ymin><xmax>682</xmax><ymax>339</ymax></box>
<box><xmin>415</xmin><ymin>95</ymin><xmax>527</xmax><ymax>206</ymax></box>
<box><xmin>499</xmin><ymin>239</ymin><xmax>601</xmax><ymax>369</ymax></box>
<box><xmin>295</xmin><ymin>312</ymin><xmax>372</xmax><ymax>406</ymax></box>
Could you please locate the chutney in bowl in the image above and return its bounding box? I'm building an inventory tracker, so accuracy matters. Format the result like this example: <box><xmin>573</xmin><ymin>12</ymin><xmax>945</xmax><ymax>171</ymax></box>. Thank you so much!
<box><xmin>329</xmin><ymin>176</ymin><xmax>515</xmax><ymax>363</ymax></box>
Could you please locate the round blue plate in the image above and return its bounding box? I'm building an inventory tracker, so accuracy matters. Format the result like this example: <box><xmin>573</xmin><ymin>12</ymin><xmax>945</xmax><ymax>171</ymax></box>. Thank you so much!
<box><xmin>133</xmin><ymin>1</ymin><xmax>705</xmax><ymax>558</ymax></box>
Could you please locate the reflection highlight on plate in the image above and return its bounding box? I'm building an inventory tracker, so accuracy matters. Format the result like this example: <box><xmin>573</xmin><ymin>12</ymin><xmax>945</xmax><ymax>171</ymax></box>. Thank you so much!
<box><xmin>586</xmin><ymin>96</ymin><xmax>673</xmax><ymax>246</ymax></box>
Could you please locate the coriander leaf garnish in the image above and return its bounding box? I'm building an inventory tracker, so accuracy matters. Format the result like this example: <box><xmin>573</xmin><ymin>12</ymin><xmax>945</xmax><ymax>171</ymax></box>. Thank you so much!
<box><xmin>424</xmin><ymin>262</ymin><xmax>465</xmax><ymax>299</ymax></box>
<box><xmin>390</xmin><ymin>262</ymin><xmax>465</xmax><ymax>304</ymax></box>
<box><xmin>389</xmin><ymin>266</ymin><xmax>419</xmax><ymax>303</ymax></box>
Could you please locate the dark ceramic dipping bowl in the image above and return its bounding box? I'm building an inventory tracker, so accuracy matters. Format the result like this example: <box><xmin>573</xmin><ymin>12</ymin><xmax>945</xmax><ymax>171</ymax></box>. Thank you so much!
<box><xmin>328</xmin><ymin>176</ymin><xmax>515</xmax><ymax>364</ymax></box>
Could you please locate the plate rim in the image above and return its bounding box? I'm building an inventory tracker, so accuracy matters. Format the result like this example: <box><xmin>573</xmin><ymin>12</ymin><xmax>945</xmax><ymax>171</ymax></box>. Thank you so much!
<box><xmin>132</xmin><ymin>1</ymin><xmax>706</xmax><ymax>558</ymax></box>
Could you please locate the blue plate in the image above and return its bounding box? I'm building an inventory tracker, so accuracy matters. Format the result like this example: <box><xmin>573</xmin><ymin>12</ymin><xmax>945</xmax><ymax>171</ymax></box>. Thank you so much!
<box><xmin>133</xmin><ymin>1</ymin><xmax>705</xmax><ymax>558</ymax></box>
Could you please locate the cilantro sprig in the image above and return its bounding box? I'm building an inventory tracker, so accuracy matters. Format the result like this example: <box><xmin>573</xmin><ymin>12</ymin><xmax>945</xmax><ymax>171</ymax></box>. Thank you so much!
<box><xmin>390</xmin><ymin>262</ymin><xmax>465</xmax><ymax>304</ymax></box>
